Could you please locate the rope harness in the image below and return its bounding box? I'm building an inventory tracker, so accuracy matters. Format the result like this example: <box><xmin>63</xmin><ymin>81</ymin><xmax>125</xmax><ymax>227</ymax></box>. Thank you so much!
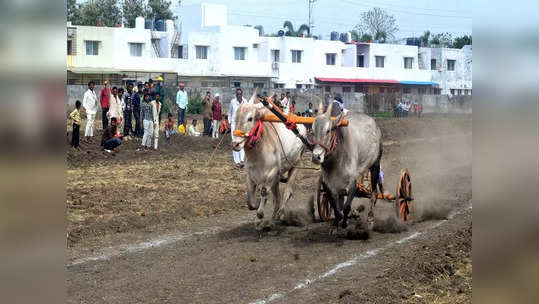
<box><xmin>244</xmin><ymin>120</ymin><xmax>264</xmax><ymax>150</ymax></box>
<box><xmin>311</xmin><ymin>125</ymin><xmax>340</xmax><ymax>156</ymax></box>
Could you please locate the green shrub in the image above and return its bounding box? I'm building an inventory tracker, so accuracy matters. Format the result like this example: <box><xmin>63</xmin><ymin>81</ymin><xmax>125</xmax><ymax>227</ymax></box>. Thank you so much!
<box><xmin>188</xmin><ymin>93</ymin><xmax>203</xmax><ymax>114</ymax></box>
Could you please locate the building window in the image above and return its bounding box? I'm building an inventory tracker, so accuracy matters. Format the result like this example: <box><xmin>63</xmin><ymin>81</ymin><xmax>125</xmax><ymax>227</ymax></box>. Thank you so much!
<box><xmin>85</xmin><ymin>41</ymin><xmax>99</xmax><ymax>56</ymax></box>
<box><xmin>457</xmin><ymin>89</ymin><xmax>462</xmax><ymax>95</ymax></box>
<box><xmin>447</xmin><ymin>59</ymin><xmax>456</xmax><ymax>71</ymax></box>
<box><xmin>431</xmin><ymin>59</ymin><xmax>436</xmax><ymax>70</ymax></box>
<box><xmin>67</xmin><ymin>40</ymin><xmax>73</xmax><ymax>55</ymax></box>
<box><xmin>343</xmin><ymin>87</ymin><xmax>351</xmax><ymax>93</ymax></box>
<box><xmin>418</xmin><ymin>88</ymin><xmax>426</xmax><ymax>94</ymax></box>
<box><xmin>296</xmin><ymin>84</ymin><xmax>302</xmax><ymax>89</ymax></box>
<box><xmin>357</xmin><ymin>55</ymin><xmax>364</xmax><ymax>67</ymax></box>
<box><xmin>379</xmin><ymin>87</ymin><xmax>385</xmax><ymax>93</ymax></box>
<box><xmin>273</xmin><ymin>83</ymin><xmax>284</xmax><ymax>89</ymax></box>
<box><xmin>326</xmin><ymin>53</ymin><xmax>336</xmax><ymax>65</ymax></box>
<box><xmin>271</xmin><ymin>50</ymin><xmax>280</xmax><ymax>63</ymax></box>
<box><xmin>233</xmin><ymin>82</ymin><xmax>241</xmax><ymax>88</ymax></box>
<box><xmin>375</xmin><ymin>56</ymin><xmax>385</xmax><ymax>68</ymax></box>
<box><xmin>305</xmin><ymin>84</ymin><xmax>312</xmax><ymax>89</ymax></box>
<box><xmin>325</xmin><ymin>86</ymin><xmax>331</xmax><ymax>92</ymax></box>
<box><xmin>450</xmin><ymin>89</ymin><xmax>456</xmax><ymax>95</ymax></box>
<box><xmin>129</xmin><ymin>43</ymin><xmax>143</xmax><ymax>57</ymax></box>
<box><xmin>403</xmin><ymin>88</ymin><xmax>411</xmax><ymax>94</ymax></box>
<box><xmin>404</xmin><ymin>57</ymin><xmax>413</xmax><ymax>69</ymax></box>
<box><xmin>175</xmin><ymin>45</ymin><xmax>184</xmax><ymax>59</ymax></box>
<box><xmin>196</xmin><ymin>46</ymin><xmax>208</xmax><ymax>59</ymax></box>
<box><xmin>234</xmin><ymin>47</ymin><xmax>246</xmax><ymax>60</ymax></box>
<box><xmin>291</xmin><ymin>50</ymin><xmax>302</xmax><ymax>63</ymax></box>
<box><xmin>253</xmin><ymin>43</ymin><xmax>259</xmax><ymax>48</ymax></box>
<box><xmin>254</xmin><ymin>82</ymin><xmax>264</xmax><ymax>88</ymax></box>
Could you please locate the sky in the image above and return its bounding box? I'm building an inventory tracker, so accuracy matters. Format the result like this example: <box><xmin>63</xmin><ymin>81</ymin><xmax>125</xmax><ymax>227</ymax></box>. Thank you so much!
<box><xmin>174</xmin><ymin>0</ymin><xmax>472</xmax><ymax>40</ymax></box>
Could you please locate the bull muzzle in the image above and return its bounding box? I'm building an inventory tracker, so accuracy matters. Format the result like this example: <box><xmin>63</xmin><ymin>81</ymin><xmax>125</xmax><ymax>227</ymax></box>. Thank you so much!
<box><xmin>311</xmin><ymin>146</ymin><xmax>325</xmax><ymax>164</ymax></box>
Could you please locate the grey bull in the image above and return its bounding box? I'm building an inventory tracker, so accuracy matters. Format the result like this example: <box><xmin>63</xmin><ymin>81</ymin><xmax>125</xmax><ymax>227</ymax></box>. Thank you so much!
<box><xmin>232</xmin><ymin>91</ymin><xmax>307</xmax><ymax>229</ymax></box>
<box><xmin>311</xmin><ymin>100</ymin><xmax>383</xmax><ymax>230</ymax></box>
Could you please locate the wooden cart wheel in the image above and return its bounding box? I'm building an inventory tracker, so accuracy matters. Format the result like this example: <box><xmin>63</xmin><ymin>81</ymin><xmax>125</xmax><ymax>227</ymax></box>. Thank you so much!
<box><xmin>316</xmin><ymin>176</ymin><xmax>332</xmax><ymax>222</ymax></box>
<box><xmin>395</xmin><ymin>168</ymin><xmax>413</xmax><ymax>221</ymax></box>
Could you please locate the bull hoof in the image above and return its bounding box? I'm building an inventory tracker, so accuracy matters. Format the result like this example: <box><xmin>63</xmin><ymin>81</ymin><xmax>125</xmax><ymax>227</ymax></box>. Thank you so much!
<box><xmin>257</xmin><ymin>211</ymin><xmax>264</xmax><ymax>219</ymax></box>
<box><xmin>248</xmin><ymin>204</ymin><xmax>258</xmax><ymax>211</ymax></box>
<box><xmin>341</xmin><ymin>220</ymin><xmax>348</xmax><ymax>229</ymax></box>
<box><xmin>367</xmin><ymin>213</ymin><xmax>375</xmax><ymax>231</ymax></box>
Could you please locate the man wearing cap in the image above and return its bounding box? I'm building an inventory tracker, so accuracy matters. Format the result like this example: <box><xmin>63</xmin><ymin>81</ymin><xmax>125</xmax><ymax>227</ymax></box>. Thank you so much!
<box><xmin>100</xmin><ymin>80</ymin><xmax>111</xmax><ymax>129</ymax></box>
<box><xmin>176</xmin><ymin>82</ymin><xmax>188</xmax><ymax>126</ymax></box>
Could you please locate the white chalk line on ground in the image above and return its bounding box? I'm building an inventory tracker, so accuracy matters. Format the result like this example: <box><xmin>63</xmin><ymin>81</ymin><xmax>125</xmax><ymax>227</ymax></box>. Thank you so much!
<box><xmin>248</xmin><ymin>204</ymin><xmax>472</xmax><ymax>304</ymax></box>
<box><xmin>67</xmin><ymin>219</ymin><xmax>251</xmax><ymax>267</ymax></box>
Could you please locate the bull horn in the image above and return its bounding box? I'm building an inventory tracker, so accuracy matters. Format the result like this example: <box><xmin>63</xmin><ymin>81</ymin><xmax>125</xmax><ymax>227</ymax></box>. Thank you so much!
<box><xmin>316</xmin><ymin>96</ymin><xmax>324</xmax><ymax>113</ymax></box>
<box><xmin>326</xmin><ymin>98</ymin><xmax>333</xmax><ymax>114</ymax></box>
<box><xmin>248</xmin><ymin>88</ymin><xmax>259</xmax><ymax>104</ymax></box>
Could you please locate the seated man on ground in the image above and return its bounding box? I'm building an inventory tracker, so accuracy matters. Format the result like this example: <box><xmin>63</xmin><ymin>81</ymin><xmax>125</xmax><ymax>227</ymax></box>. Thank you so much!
<box><xmin>188</xmin><ymin>119</ymin><xmax>201</xmax><ymax>136</ymax></box>
<box><xmin>178</xmin><ymin>120</ymin><xmax>187</xmax><ymax>135</ymax></box>
<box><xmin>101</xmin><ymin>117</ymin><xmax>122</xmax><ymax>153</ymax></box>
<box><xmin>165</xmin><ymin>113</ymin><xmax>177</xmax><ymax>141</ymax></box>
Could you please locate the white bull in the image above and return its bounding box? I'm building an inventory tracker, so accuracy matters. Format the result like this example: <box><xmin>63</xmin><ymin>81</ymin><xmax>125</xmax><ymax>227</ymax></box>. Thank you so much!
<box><xmin>231</xmin><ymin>91</ymin><xmax>307</xmax><ymax>229</ymax></box>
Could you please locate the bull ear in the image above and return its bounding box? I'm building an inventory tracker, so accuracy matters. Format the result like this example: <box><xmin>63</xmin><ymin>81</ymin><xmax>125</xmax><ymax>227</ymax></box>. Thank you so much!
<box><xmin>316</xmin><ymin>96</ymin><xmax>324</xmax><ymax>113</ymax></box>
<box><xmin>333</xmin><ymin>111</ymin><xmax>344</xmax><ymax>127</ymax></box>
<box><xmin>248</xmin><ymin>88</ymin><xmax>259</xmax><ymax>104</ymax></box>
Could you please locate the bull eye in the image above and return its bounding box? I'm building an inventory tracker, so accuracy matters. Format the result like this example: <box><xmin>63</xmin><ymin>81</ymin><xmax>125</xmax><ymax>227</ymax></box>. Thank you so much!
<box><xmin>326</xmin><ymin>129</ymin><xmax>330</xmax><ymax>134</ymax></box>
<box><xmin>248</xmin><ymin>117</ymin><xmax>253</xmax><ymax>122</ymax></box>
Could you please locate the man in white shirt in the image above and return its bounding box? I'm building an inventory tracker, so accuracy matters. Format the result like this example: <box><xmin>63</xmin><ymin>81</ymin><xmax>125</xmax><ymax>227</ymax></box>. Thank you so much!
<box><xmin>281</xmin><ymin>91</ymin><xmax>291</xmax><ymax>114</ymax></box>
<box><xmin>176</xmin><ymin>82</ymin><xmax>188</xmax><ymax>127</ymax></box>
<box><xmin>107</xmin><ymin>87</ymin><xmax>124</xmax><ymax>126</ymax></box>
<box><xmin>82</xmin><ymin>81</ymin><xmax>98</xmax><ymax>142</ymax></box>
<box><xmin>228</xmin><ymin>88</ymin><xmax>247</xmax><ymax>167</ymax></box>
<box><xmin>188</xmin><ymin>119</ymin><xmax>201</xmax><ymax>136</ymax></box>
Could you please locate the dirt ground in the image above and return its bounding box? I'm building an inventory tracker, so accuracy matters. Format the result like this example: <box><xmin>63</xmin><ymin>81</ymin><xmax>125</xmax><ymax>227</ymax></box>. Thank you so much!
<box><xmin>67</xmin><ymin>114</ymin><xmax>472</xmax><ymax>303</ymax></box>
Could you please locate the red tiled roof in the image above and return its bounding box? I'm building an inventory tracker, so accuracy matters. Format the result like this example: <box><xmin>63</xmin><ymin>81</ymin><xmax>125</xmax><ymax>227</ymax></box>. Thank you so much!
<box><xmin>315</xmin><ymin>77</ymin><xmax>400</xmax><ymax>84</ymax></box>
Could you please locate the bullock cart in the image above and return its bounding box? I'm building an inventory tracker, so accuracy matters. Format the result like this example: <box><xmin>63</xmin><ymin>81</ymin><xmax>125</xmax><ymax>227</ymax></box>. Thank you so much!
<box><xmin>251</xmin><ymin>96</ymin><xmax>413</xmax><ymax>224</ymax></box>
<box><xmin>316</xmin><ymin>168</ymin><xmax>413</xmax><ymax>222</ymax></box>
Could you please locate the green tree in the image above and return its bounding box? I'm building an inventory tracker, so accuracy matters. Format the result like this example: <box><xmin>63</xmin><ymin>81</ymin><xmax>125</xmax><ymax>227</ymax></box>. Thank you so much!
<box><xmin>122</xmin><ymin>0</ymin><xmax>147</xmax><ymax>27</ymax></box>
<box><xmin>430</xmin><ymin>32</ymin><xmax>453</xmax><ymax>47</ymax></box>
<box><xmin>67</xmin><ymin>0</ymin><xmax>81</xmax><ymax>23</ymax></box>
<box><xmin>453</xmin><ymin>35</ymin><xmax>472</xmax><ymax>49</ymax></box>
<box><xmin>78</xmin><ymin>0</ymin><xmax>122</xmax><ymax>27</ymax></box>
<box><xmin>360</xmin><ymin>33</ymin><xmax>373</xmax><ymax>42</ymax></box>
<box><xmin>358</xmin><ymin>7</ymin><xmax>398</xmax><ymax>41</ymax></box>
<box><xmin>146</xmin><ymin>0</ymin><xmax>176</xmax><ymax>21</ymax></box>
<box><xmin>283</xmin><ymin>21</ymin><xmax>310</xmax><ymax>37</ymax></box>
<box><xmin>420</xmin><ymin>30</ymin><xmax>431</xmax><ymax>47</ymax></box>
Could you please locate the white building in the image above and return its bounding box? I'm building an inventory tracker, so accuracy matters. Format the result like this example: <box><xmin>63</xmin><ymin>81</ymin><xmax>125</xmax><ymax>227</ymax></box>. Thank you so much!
<box><xmin>67</xmin><ymin>3</ymin><xmax>471</xmax><ymax>96</ymax></box>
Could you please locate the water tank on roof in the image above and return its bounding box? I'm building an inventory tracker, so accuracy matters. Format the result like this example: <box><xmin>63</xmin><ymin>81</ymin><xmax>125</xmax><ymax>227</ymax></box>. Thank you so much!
<box><xmin>346</xmin><ymin>32</ymin><xmax>352</xmax><ymax>42</ymax></box>
<box><xmin>339</xmin><ymin>33</ymin><xmax>347</xmax><ymax>42</ymax></box>
<box><xmin>278</xmin><ymin>30</ymin><xmax>285</xmax><ymax>36</ymax></box>
<box><xmin>145</xmin><ymin>19</ymin><xmax>153</xmax><ymax>30</ymax></box>
<box><xmin>155</xmin><ymin>20</ymin><xmax>165</xmax><ymax>31</ymax></box>
<box><xmin>406</xmin><ymin>37</ymin><xmax>421</xmax><ymax>47</ymax></box>
<box><xmin>330</xmin><ymin>31</ymin><xmax>339</xmax><ymax>41</ymax></box>
<box><xmin>254</xmin><ymin>25</ymin><xmax>264</xmax><ymax>36</ymax></box>
<box><xmin>135</xmin><ymin>17</ymin><xmax>145</xmax><ymax>29</ymax></box>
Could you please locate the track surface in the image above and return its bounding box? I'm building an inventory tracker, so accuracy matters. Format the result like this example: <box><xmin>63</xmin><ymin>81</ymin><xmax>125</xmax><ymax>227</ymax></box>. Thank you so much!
<box><xmin>67</xmin><ymin>116</ymin><xmax>472</xmax><ymax>303</ymax></box>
